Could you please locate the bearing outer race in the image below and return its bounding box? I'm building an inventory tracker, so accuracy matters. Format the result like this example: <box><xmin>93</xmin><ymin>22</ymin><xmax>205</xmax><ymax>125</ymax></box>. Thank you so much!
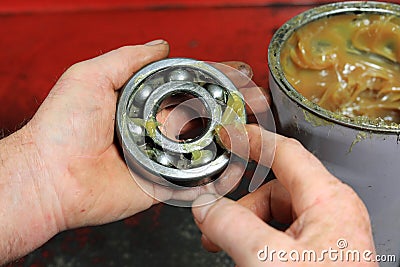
<box><xmin>116</xmin><ymin>58</ymin><xmax>245</xmax><ymax>185</ymax></box>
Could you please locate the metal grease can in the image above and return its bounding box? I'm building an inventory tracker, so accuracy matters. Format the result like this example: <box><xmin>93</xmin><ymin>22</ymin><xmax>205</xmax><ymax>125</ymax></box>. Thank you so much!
<box><xmin>269</xmin><ymin>2</ymin><xmax>400</xmax><ymax>264</ymax></box>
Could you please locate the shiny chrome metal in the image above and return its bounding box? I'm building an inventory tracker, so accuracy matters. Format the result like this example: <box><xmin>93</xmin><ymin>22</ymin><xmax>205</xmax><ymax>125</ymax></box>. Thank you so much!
<box><xmin>207</xmin><ymin>84</ymin><xmax>226</xmax><ymax>103</ymax></box>
<box><xmin>116</xmin><ymin>58</ymin><xmax>246</xmax><ymax>186</ymax></box>
<box><xmin>166</xmin><ymin>68</ymin><xmax>194</xmax><ymax>82</ymax></box>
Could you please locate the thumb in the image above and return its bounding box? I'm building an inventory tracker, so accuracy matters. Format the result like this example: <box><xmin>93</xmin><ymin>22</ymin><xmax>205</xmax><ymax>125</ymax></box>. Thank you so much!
<box><xmin>59</xmin><ymin>40</ymin><xmax>170</xmax><ymax>90</ymax></box>
<box><xmin>192</xmin><ymin>194</ymin><xmax>293</xmax><ymax>267</ymax></box>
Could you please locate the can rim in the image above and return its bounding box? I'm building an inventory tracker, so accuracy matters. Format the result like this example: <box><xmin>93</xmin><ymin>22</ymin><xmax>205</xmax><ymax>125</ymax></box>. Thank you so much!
<box><xmin>268</xmin><ymin>1</ymin><xmax>400</xmax><ymax>134</ymax></box>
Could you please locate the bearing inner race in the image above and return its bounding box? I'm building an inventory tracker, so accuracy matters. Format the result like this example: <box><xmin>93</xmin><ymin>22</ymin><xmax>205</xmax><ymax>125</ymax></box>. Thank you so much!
<box><xmin>143</xmin><ymin>81</ymin><xmax>221</xmax><ymax>154</ymax></box>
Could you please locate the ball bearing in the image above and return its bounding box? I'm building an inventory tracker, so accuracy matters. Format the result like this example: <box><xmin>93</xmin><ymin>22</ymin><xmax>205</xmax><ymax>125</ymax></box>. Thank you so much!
<box><xmin>116</xmin><ymin>58</ymin><xmax>246</xmax><ymax>187</ymax></box>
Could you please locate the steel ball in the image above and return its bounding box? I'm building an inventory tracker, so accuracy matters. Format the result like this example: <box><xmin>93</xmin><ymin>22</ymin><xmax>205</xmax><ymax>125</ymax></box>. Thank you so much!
<box><xmin>133</xmin><ymin>84</ymin><xmax>153</xmax><ymax>105</ymax></box>
<box><xmin>166</xmin><ymin>68</ymin><xmax>193</xmax><ymax>82</ymax></box>
<box><xmin>207</xmin><ymin>84</ymin><xmax>226</xmax><ymax>102</ymax></box>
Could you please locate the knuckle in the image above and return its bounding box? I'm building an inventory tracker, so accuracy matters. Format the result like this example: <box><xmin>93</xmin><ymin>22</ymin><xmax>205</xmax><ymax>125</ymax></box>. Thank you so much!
<box><xmin>66</xmin><ymin>62</ymin><xmax>86</xmax><ymax>76</ymax></box>
<box><xmin>333</xmin><ymin>182</ymin><xmax>369</xmax><ymax>214</ymax></box>
<box><xmin>281</xmin><ymin>137</ymin><xmax>303</xmax><ymax>149</ymax></box>
<box><xmin>61</xmin><ymin>62</ymin><xmax>91</xmax><ymax>83</ymax></box>
<box><xmin>338</xmin><ymin>184</ymin><xmax>371</xmax><ymax>225</ymax></box>
<box><xmin>340</xmin><ymin>183</ymin><xmax>364</xmax><ymax>204</ymax></box>
<box><xmin>207</xmin><ymin>202</ymin><xmax>243</xmax><ymax>231</ymax></box>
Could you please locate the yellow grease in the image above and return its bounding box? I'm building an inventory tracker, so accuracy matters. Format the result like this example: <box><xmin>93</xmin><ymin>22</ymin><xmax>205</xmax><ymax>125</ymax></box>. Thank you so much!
<box><xmin>348</xmin><ymin>131</ymin><xmax>371</xmax><ymax>153</ymax></box>
<box><xmin>303</xmin><ymin>110</ymin><xmax>333</xmax><ymax>127</ymax></box>
<box><xmin>281</xmin><ymin>13</ymin><xmax>400</xmax><ymax>123</ymax></box>
<box><xmin>214</xmin><ymin>92</ymin><xmax>246</xmax><ymax>149</ymax></box>
<box><xmin>221</xmin><ymin>92</ymin><xmax>246</xmax><ymax>125</ymax></box>
<box><xmin>144</xmin><ymin>118</ymin><xmax>159</xmax><ymax>138</ymax></box>
<box><xmin>191</xmin><ymin>150</ymin><xmax>213</xmax><ymax>165</ymax></box>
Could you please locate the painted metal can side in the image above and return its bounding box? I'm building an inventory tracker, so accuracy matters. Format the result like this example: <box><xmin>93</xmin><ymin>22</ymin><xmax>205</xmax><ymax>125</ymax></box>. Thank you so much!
<box><xmin>268</xmin><ymin>2</ymin><xmax>400</xmax><ymax>265</ymax></box>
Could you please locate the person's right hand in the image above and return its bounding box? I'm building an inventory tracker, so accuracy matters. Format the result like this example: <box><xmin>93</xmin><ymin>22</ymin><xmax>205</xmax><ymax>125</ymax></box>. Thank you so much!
<box><xmin>192</xmin><ymin>124</ymin><xmax>377</xmax><ymax>266</ymax></box>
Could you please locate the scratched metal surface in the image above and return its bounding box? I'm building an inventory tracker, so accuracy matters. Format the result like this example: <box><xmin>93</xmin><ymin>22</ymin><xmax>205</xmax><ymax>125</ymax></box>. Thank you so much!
<box><xmin>2</xmin><ymin>1</ymin><xmax>399</xmax><ymax>266</ymax></box>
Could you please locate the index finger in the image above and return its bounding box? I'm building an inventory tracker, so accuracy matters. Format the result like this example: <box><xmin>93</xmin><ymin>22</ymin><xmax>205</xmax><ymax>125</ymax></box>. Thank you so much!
<box><xmin>211</xmin><ymin>61</ymin><xmax>253</xmax><ymax>88</ymax></box>
<box><xmin>218</xmin><ymin>124</ymin><xmax>341</xmax><ymax>214</ymax></box>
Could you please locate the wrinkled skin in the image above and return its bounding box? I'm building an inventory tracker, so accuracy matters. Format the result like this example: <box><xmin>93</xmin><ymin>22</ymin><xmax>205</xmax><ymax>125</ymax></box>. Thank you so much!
<box><xmin>192</xmin><ymin>124</ymin><xmax>377</xmax><ymax>267</ymax></box>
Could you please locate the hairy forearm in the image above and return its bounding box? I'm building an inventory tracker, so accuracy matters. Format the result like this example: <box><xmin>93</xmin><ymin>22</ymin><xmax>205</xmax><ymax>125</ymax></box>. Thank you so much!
<box><xmin>0</xmin><ymin>126</ymin><xmax>60</xmax><ymax>265</ymax></box>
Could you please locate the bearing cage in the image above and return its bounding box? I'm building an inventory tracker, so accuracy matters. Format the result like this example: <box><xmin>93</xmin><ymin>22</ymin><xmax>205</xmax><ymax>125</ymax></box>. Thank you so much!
<box><xmin>116</xmin><ymin>58</ymin><xmax>246</xmax><ymax>186</ymax></box>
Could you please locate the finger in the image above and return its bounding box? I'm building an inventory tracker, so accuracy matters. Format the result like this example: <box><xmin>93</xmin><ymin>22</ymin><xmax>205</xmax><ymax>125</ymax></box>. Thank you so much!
<box><xmin>201</xmin><ymin>234</ymin><xmax>221</xmax><ymax>253</ymax></box>
<box><xmin>238</xmin><ymin>179</ymin><xmax>292</xmax><ymax>224</ymax></box>
<box><xmin>201</xmin><ymin>179</ymin><xmax>292</xmax><ymax>253</ymax></box>
<box><xmin>192</xmin><ymin>194</ymin><xmax>293</xmax><ymax>266</ymax></box>
<box><xmin>60</xmin><ymin>40</ymin><xmax>170</xmax><ymax>90</ymax></box>
<box><xmin>239</xmin><ymin>87</ymin><xmax>271</xmax><ymax>117</ymax></box>
<box><xmin>157</xmin><ymin>93</ymin><xmax>196</xmax><ymax>110</ymax></box>
<box><xmin>156</xmin><ymin>87</ymin><xmax>271</xmax><ymax>137</ymax></box>
<box><xmin>201</xmin><ymin>180</ymin><xmax>293</xmax><ymax>252</ymax></box>
<box><xmin>221</xmin><ymin>61</ymin><xmax>254</xmax><ymax>81</ymax></box>
<box><xmin>211</xmin><ymin>61</ymin><xmax>253</xmax><ymax>88</ymax></box>
<box><xmin>218</xmin><ymin>124</ymin><xmax>274</xmax><ymax>168</ymax></box>
<box><xmin>261</xmin><ymin>131</ymin><xmax>341</xmax><ymax>215</ymax></box>
<box><xmin>156</xmin><ymin>103</ymin><xmax>204</xmax><ymax>141</ymax></box>
<box><xmin>213</xmin><ymin>161</ymin><xmax>245</xmax><ymax>196</ymax></box>
<box><xmin>218</xmin><ymin>124</ymin><xmax>342</xmax><ymax>214</ymax></box>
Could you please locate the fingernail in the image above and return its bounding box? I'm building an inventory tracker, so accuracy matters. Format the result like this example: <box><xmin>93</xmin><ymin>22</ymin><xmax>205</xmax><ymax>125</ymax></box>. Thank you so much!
<box><xmin>201</xmin><ymin>234</ymin><xmax>221</xmax><ymax>252</ymax></box>
<box><xmin>238</xmin><ymin>63</ymin><xmax>253</xmax><ymax>78</ymax></box>
<box><xmin>192</xmin><ymin>194</ymin><xmax>218</xmax><ymax>223</ymax></box>
<box><xmin>145</xmin><ymin>39</ymin><xmax>167</xmax><ymax>46</ymax></box>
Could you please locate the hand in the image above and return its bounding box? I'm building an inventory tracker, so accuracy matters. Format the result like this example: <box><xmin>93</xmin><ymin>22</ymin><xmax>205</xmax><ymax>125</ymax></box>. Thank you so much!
<box><xmin>0</xmin><ymin>39</ymin><xmax>271</xmax><ymax>264</ymax></box>
<box><xmin>192</xmin><ymin>124</ymin><xmax>377</xmax><ymax>266</ymax></box>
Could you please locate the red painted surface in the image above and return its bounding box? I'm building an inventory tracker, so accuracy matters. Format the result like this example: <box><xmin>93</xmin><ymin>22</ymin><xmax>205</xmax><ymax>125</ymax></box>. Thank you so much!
<box><xmin>2</xmin><ymin>0</ymin><xmax>400</xmax><ymax>132</ymax></box>
<box><xmin>0</xmin><ymin>2</ymin><xmax>316</xmax><ymax>132</ymax></box>
<box><xmin>1</xmin><ymin>0</ymin><xmax>334</xmax><ymax>13</ymax></box>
